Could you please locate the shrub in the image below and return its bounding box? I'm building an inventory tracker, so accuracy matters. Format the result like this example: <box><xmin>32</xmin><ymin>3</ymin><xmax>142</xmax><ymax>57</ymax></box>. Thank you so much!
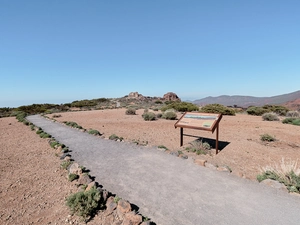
<box><xmin>109</xmin><ymin>134</ymin><xmax>123</xmax><ymax>141</ymax></box>
<box><xmin>66</xmin><ymin>187</ymin><xmax>101</xmax><ymax>221</ymax></box>
<box><xmin>286</xmin><ymin>111</ymin><xmax>300</xmax><ymax>118</ymax></box>
<box><xmin>160</xmin><ymin>102</ymin><xmax>199</xmax><ymax>112</ymax></box>
<box><xmin>125</xmin><ymin>108</ymin><xmax>136</xmax><ymax>115</ymax></box>
<box><xmin>246</xmin><ymin>106</ymin><xmax>269</xmax><ymax>116</ymax></box>
<box><xmin>88</xmin><ymin>129</ymin><xmax>101</xmax><ymax>136</ymax></box>
<box><xmin>36</xmin><ymin>128</ymin><xmax>43</xmax><ymax>134</ymax></box>
<box><xmin>50</xmin><ymin>141</ymin><xmax>59</xmax><ymax>148</ymax></box>
<box><xmin>61</xmin><ymin>161</ymin><xmax>72</xmax><ymax>170</ymax></box>
<box><xmin>257</xmin><ymin>159</ymin><xmax>300</xmax><ymax>193</ymax></box>
<box><xmin>15</xmin><ymin>111</ymin><xmax>27</xmax><ymax>122</ymax></box>
<box><xmin>39</xmin><ymin>132</ymin><xmax>52</xmax><ymax>138</ymax></box>
<box><xmin>162</xmin><ymin>111</ymin><xmax>177</xmax><ymax>120</ymax></box>
<box><xmin>200</xmin><ymin>104</ymin><xmax>235</xmax><ymax>115</ymax></box>
<box><xmin>185</xmin><ymin>140</ymin><xmax>211</xmax><ymax>155</ymax></box>
<box><xmin>155</xmin><ymin>100</ymin><xmax>163</xmax><ymax>104</ymax></box>
<box><xmin>64</xmin><ymin>121</ymin><xmax>83</xmax><ymax>129</ymax></box>
<box><xmin>262</xmin><ymin>112</ymin><xmax>279</xmax><ymax>121</ymax></box>
<box><xmin>260</xmin><ymin>134</ymin><xmax>276</xmax><ymax>142</ymax></box>
<box><xmin>156</xmin><ymin>113</ymin><xmax>163</xmax><ymax>118</ymax></box>
<box><xmin>158</xmin><ymin>145</ymin><xmax>168</xmax><ymax>150</ymax></box>
<box><xmin>282</xmin><ymin>118</ymin><xmax>300</xmax><ymax>126</ymax></box>
<box><xmin>142</xmin><ymin>112</ymin><xmax>156</xmax><ymax>121</ymax></box>
<box><xmin>68</xmin><ymin>173</ymin><xmax>79</xmax><ymax>182</ymax></box>
<box><xmin>30</xmin><ymin>124</ymin><xmax>35</xmax><ymax>131</ymax></box>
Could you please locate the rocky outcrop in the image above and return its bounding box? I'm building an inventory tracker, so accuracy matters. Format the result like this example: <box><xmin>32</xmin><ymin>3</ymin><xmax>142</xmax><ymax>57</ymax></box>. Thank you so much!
<box><xmin>163</xmin><ymin>92</ymin><xmax>181</xmax><ymax>101</ymax></box>
<box><xmin>128</xmin><ymin>92</ymin><xmax>143</xmax><ymax>99</ymax></box>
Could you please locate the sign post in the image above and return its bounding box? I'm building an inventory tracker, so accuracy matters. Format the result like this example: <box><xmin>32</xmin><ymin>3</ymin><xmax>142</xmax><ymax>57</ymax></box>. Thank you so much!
<box><xmin>174</xmin><ymin>112</ymin><xmax>222</xmax><ymax>154</ymax></box>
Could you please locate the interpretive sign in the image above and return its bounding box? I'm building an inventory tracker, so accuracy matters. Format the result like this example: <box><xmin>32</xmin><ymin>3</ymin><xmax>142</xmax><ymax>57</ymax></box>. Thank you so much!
<box><xmin>174</xmin><ymin>112</ymin><xmax>222</xmax><ymax>154</ymax></box>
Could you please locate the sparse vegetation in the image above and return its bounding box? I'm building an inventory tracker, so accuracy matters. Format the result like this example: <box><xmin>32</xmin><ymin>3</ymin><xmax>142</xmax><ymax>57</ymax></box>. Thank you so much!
<box><xmin>88</xmin><ymin>129</ymin><xmax>101</xmax><ymax>136</ymax></box>
<box><xmin>66</xmin><ymin>187</ymin><xmax>101</xmax><ymax>222</ymax></box>
<box><xmin>39</xmin><ymin>132</ymin><xmax>52</xmax><ymax>138</ymax></box>
<box><xmin>185</xmin><ymin>140</ymin><xmax>211</xmax><ymax>155</ymax></box>
<box><xmin>247</xmin><ymin>105</ymin><xmax>289</xmax><ymax>116</ymax></box>
<box><xmin>160</xmin><ymin>102</ymin><xmax>199</xmax><ymax>112</ymax></box>
<box><xmin>125</xmin><ymin>108</ymin><xmax>136</xmax><ymax>115</ymax></box>
<box><xmin>142</xmin><ymin>112</ymin><xmax>156</xmax><ymax>121</ymax></box>
<box><xmin>257</xmin><ymin>159</ymin><xmax>300</xmax><ymax>193</ymax></box>
<box><xmin>109</xmin><ymin>134</ymin><xmax>123</xmax><ymax>141</ymax></box>
<box><xmin>260</xmin><ymin>134</ymin><xmax>276</xmax><ymax>142</ymax></box>
<box><xmin>200</xmin><ymin>104</ymin><xmax>235</xmax><ymax>115</ymax></box>
<box><xmin>162</xmin><ymin>109</ymin><xmax>177</xmax><ymax>120</ymax></box>
<box><xmin>61</xmin><ymin>161</ymin><xmax>73</xmax><ymax>170</ymax></box>
<box><xmin>63</xmin><ymin>121</ymin><xmax>83</xmax><ymax>129</ymax></box>
<box><xmin>113</xmin><ymin>196</ymin><xmax>121</xmax><ymax>203</ymax></box>
<box><xmin>282</xmin><ymin>117</ymin><xmax>300</xmax><ymax>126</ymax></box>
<box><xmin>286</xmin><ymin>111</ymin><xmax>300</xmax><ymax>118</ymax></box>
<box><xmin>158</xmin><ymin>145</ymin><xmax>168</xmax><ymax>150</ymax></box>
<box><xmin>68</xmin><ymin>173</ymin><xmax>79</xmax><ymax>182</ymax></box>
<box><xmin>262</xmin><ymin>112</ymin><xmax>279</xmax><ymax>121</ymax></box>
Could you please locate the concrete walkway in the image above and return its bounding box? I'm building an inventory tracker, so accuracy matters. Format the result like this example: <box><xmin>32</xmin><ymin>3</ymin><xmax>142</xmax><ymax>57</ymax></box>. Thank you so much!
<box><xmin>27</xmin><ymin>115</ymin><xmax>300</xmax><ymax>225</ymax></box>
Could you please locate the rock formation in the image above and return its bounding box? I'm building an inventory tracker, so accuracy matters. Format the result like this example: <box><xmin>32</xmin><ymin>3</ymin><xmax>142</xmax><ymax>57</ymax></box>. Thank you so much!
<box><xmin>163</xmin><ymin>92</ymin><xmax>181</xmax><ymax>101</ymax></box>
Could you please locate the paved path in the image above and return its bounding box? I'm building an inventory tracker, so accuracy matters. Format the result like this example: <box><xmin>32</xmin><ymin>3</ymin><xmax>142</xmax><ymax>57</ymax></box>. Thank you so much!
<box><xmin>27</xmin><ymin>115</ymin><xmax>300</xmax><ymax>225</ymax></box>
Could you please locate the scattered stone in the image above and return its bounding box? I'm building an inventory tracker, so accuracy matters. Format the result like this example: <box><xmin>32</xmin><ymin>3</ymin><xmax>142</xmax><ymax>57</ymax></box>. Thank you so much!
<box><xmin>217</xmin><ymin>166</ymin><xmax>231</xmax><ymax>173</ymax></box>
<box><xmin>68</xmin><ymin>163</ymin><xmax>82</xmax><ymax>175</ymax></box>
<box><xmin>180</xmin><ymin>154</ymin><xmax>188</xmax><ymax>159</ymax></box>
<box><xmin>205</xmin><ymin>163</ymin><xmax>217</xmax><ymax>170</ymax></box>
<box><xmin>123</xmin><ymin>211</ymin><xmax>143</xmax><ymax>225</ymax></box>
<box><xmin>194</xmin><ymin>159</ymin><xmax>207</xmax><ymax>166</ymax></box>
<box><xmin>85</xmin><ymin>181</ymin><xmax>96</xmax><ymax>191</ymax></box>
<box><xmin>105</xmin><ymin>196</ymin><xmax>117</xmax><ymax>215</ymax></box>
<box><xmin>170</xmin><ymin>151</ymin><xmax>179</xmax><ymax>157</ymax></box>
<box><xmin>60</xmin><ymin>153</ymin><xmax>71</xmax><ymax>160</ymax></box>
<box><xmin>260</xmin><ymin>179</ymin><xmax>288</xmax><ymax>192</ymax></box>
<box><xmin>117</xmin><ymin>199</ymin><xmax>131</xmax><ymax>215</ymax></box>
<box><xmin>102</xmin><ymin>190</ymin><xmax>109</xmax><ymax>202</ymax></box>
<box><xmin>64</xmin><ymin>156</ymin><xmax>72</xmax><ymax>161</ymax></box>
<box><xmin>77</xmin><ymin>173</ymin><xmax>92</xmax><ymax>185</ymax></box>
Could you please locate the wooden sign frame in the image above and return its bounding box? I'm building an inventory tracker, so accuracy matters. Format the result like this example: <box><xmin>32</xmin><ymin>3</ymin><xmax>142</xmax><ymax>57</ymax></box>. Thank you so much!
<box><xmin>174</xmin><ymin>112</ymin><xmax>223</xmax><ymax>154</ymax></box>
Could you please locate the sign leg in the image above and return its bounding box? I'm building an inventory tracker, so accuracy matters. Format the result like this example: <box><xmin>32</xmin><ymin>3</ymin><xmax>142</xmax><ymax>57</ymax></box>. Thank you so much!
<box><xmin>180</xmin><ymin>127</ymin><xmax>183</xmax><ymax>147</ymax></box>
<box><xmin>216</xmin><ymin>124</ymin><xmax>219</xmax><ymax>154</ymax></box>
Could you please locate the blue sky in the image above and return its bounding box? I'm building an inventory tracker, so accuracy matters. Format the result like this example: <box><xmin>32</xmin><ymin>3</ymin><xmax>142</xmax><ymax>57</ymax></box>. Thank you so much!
<box><xmin>0</xmin><ymin>1</ymin><xmax>299</xmax><ymax>107</ymax></box>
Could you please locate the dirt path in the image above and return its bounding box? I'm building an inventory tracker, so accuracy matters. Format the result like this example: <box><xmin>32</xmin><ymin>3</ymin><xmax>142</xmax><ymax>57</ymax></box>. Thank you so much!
<box><xmin>27</xmin><ymin>115</ymin><xmax>300</xmax><ymax>225</ymax></box>
<box><xmin>0</xmin><ymin>117</ymin><xmax>75</xmax><ymax>225</ymax></box>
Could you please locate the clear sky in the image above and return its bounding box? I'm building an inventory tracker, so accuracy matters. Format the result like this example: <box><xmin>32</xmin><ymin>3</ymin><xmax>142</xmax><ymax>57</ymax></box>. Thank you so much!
<box><xmin>0</xmin><ymin>1</ymin><xmax>299</xmax><ymax>107</ymax></box>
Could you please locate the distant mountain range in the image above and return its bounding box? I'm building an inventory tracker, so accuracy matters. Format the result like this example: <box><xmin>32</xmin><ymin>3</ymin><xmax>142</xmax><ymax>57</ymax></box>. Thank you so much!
<box><xmin>192</xmin><ymin>90</ymin><xmax>300</xmax><ymax>109</ymax></box>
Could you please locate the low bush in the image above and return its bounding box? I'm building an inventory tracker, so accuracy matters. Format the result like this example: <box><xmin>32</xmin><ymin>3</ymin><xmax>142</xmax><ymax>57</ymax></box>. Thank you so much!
<box><xmin>50</xmin><ymin>141</ymin><xmax>59</xmax><ymax>148</ymax></box>
<box><xmin>185</xmin><ymin>140</ymin><xmax>211</xmax><ymax>155</ymax></box>
<box><xmin>142</xmin><ymin>112</ymin><xmax>156</xmax><ymax>121</ymax></box>
<box><xmin>125</xmin><ymin>108</ymin><xmax>136</xmax><ymax>115</ymax></box>
<box><xmin>160</xmin><ymin>102</ymin><xmax>199</xmax><ymax>112</ymax></box>
<box><xmin>247</xmin><ymin>105</ymin><xmax>289</xmax><ymax>116</ymax></box>
<box><xmin>257</xmin><ymin>159</ymin><xmax>300</xmax><ymax>193</ymax></box>
<box><xmin>109</xmin><ymin>134</ymin><xmax>123</xmax><ymax>141</ymax></box>
<box><xmin>260</xmin><ymin>134</ymin><xmax>276</xmax><ymax>142</ymax></box>
<box><xmin>262</xmin><ymin>112</ymin><xmax>279</xmax><ymax>121</ymax></box>
<box><xmin>282</xmin><ymin>117</ymin><xmax>300</xmax><ymax>126</ymax></box>
<box><xmin>286</xmin><ymin>111</ymin><xmax>300</xmax><ymax>118</ymax></box>
<box><xmin>156</xmin><ymin>113</ymin><xmax>163</xmax><ymax>118</ymax></box>
<box><xmin>200</xmin><ymin>104</ymin><xmax>235</xmax><ymax>115</ymax></box>
<box><xmin>68</xmin><ymin>173</ymin><xmax>79</xmax><ymax>182</ymax></box>
<box><xmin>15</xmin><ymin>111</ymin><xmax>27</xmax><ymax>122</ymax></box>
<box><xmin>66</xmin><ymin>187</ymin><xmax>101</xmax><ymax>221</ymax></box>
<box><xmin>88</xmin><ymin>129</ymin><xmax>101</xmax><ymax>136</ymax></box>
<box><xmin>246</xmin><ymin>106</ymin><xmax>269</xmax><ymax>116</ymax></box>
<box><xmin>39</xmin><ymin>132</ymin><xmax>52</xmax><ymax>138</ymax></box>
<box><xmin>61</xmin><ymin>161</ymin><xmax>72</xmax><ymax>170</ymax></box>
<box><xmin>162</xmin><ymin>111</ymin><xmax>177</xmax><ymax>120</ymax></box>
<box><xmin>64</xmin><ymin>121</ymin><xmax>83</xmax><ymax>129</ymax></box>
<box><xmin>158</xmin><ymin>145</ymin><xmax>168</xmax><ymax>150</ymax></box>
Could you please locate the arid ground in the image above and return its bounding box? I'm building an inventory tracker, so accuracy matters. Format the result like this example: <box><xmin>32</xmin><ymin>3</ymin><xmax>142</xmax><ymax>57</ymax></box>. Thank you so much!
<box><xmin>52</xmin><ymin>108</ymin><xmax>300</xmax><ymax>180</ymax></box>
<box><xmin>1</xmin><ymin>108</ymin><xmax>300</xmax><ymax>224</ymax></box>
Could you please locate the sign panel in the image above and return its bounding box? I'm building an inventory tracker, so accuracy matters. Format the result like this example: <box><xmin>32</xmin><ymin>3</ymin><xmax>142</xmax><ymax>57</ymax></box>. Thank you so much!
<box><xmin>175</xmin><ymin>112</ymin><xmax>222</xmax><ymax>133</ymax></box>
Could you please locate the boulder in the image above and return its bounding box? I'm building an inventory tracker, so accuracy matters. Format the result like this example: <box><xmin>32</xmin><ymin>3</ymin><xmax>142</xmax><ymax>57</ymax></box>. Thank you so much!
<box><xmin>106</xmin><ymin>196</ymin><xmax>117</xmax><ymax>215</ymax></box>
<box><xmin>117</xmin><ymin>199</ymin><xmax>131</xmax><ymax>214</ymax></box>
<box><xmin>194</xmin><ymin>159</ymin><xmax>207</xmax><ymax>166</ymax></box>
<box><xmin>122</xmin><ymin>211</ymin><xmax>143</xmax><ymax>225</ymax></box>
<box><xmin>77</xmin><ymin>173</ymin><xmax>92</xmax><ymax>185</ymax></box>
<box><xmin>85</xmin><ymin>181</ymin><xmax>96</xmax><ymax>191</ymax></box>
<box><xmin>163</xmin><ymin>92</ymin><xmax>181</xmax><ymax>101</ymax></box>
<box><xmin>68</xmin><ymin>163</ymin><xmax>82</xmax><ymax>175</ymax></box>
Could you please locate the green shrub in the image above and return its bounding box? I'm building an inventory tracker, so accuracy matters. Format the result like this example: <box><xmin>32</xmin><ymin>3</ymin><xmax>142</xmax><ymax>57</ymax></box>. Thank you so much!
<box><xmin>68</xmin><ymin>173</ymin><xmax>79</xmax><ymax>182</ymax></box>
<box><xmin>30</xmin><ymin>124</ymin><xmax>35</xmax><ymax>131</ymax></box>
<box><xmin>64</xmin><ymin>121</ymin><xmax>83</xmax><ymax>129</ymax></box>
<box><xmin>109</xmin><ymin>134</ymin><xmax>123</xmax><ymax>141</ymax></box>
<box><xmin>142</xmin><ymin>112</ymin><xmax>156</xmax><ymax>121</ymax></box>
<box><xmin>286</xmin><ymin>111</ymin><xmax>300</xmax><ymax>118</ymax></box>
<box><xmin>185</xmin><ymin>140</ymin><xmax>211</xmax><ymax>155</ymax></box>
<box><xmin>262</xmin><ymin>112</ymin><xmax>279</xmax><ymax>121</ymax></box>
<box><xmin>158</xmin><ymin>145</ymin><xmax>168</xmax><ymax>150</ymax></box>
<box><xmin>161</xmin><ymin>102</ymin><xmax>199</xmax><ymax>112</ymax></box>
<box><xmin>260</xmin><ymin>134</ymin><xmax>276</xmax><ymax>142</ymax></box>
<box><xmin>39</xmin><ymin>132</ymin><xmax>52</xmax><ymax>138</ymax></box>
<box><xmin>162</xmin><ymin>111</ymin><xmax>177</xmax><ymax>120</ymax></box>
<box><xmin>156</xmin><ymin>113</ymin><xmax>163</xmax><ymax>118</ymax></box>
<box><xmin>246</xmin><ymin>106</ymin><xmax>269</xmax><ymax>116</ymax></box>
<box><xmin>61</xmin><ymin>161</ymin><xmax>72</xmax><ymax>170</ymax></box>
<box><xmin>200</xmin><ymin>104</ymin><xmax>235</xmax><ymax>115</ymax></box>
<box><xmin>125</xmin><ymin>108</ymin><xmax>136</xmax><ymax>115</ymax></box>
<box><xmin>282</xmin><ymin>117</ymin><xmax>300</xmax><ymax>126</ymax></box>
<box><xmin>66</xmin><ymin>187</ymin><xmax>101</xmax><ymax>221</ymax></box>
<box><xmin>36</xmin><ymin>129</ymin><xmax>43</xmax><ymax>134</ymax></box>
<box><xmin>257</xmin><ymin>159</ymin><xmax>300</xmax><ymax>193</ymax></box>
<box><xmin>155</xmin><ymin>100</ymin><xmax>163</xmax><ymax>104</ymax></box>
<box><xmin>15</xmin><ymin>111</ymin><xmax>27</xmax><ymax>122</ymax></box>
<box><xmin>88</xmin><ymin>129</ymin><xmax>101</xmax><ymax>136</ymax></box>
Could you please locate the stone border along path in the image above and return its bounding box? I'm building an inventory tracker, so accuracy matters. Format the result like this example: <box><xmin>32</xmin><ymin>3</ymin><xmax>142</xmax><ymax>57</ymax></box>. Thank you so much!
<box><xmin>27</xmin><ymin>115</ymin><xmax>300</xmax><ymax>225</ymax></box>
